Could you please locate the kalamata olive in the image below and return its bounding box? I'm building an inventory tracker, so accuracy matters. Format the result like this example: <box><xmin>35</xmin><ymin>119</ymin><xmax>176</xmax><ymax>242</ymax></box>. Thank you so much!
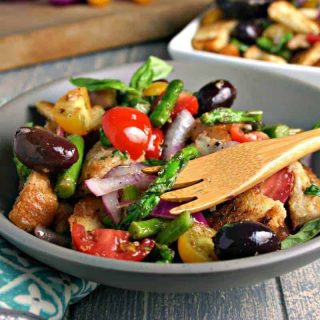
<box><xmin>196</xmin><ymin>80</ymin><xmax>237</xmax><ymax>115</ymax></box>
<box><xmin>14</xmin><ymin>127</ymin><xmax>79</xmax><ymax>173</ymax></box>
<box><xmin>214</xmin><ymin>221</ymin><xmax>280</xmax><ymax>260</ymax></box>
<box><xmin>232</xmin><ymin>20</ymin><xmax>264</xmax><ymax>44</ymax></box>
<box><xmin>216</xmin><ymin>0</ymin><xmax>274</xmax><ymax>20</ymax></box>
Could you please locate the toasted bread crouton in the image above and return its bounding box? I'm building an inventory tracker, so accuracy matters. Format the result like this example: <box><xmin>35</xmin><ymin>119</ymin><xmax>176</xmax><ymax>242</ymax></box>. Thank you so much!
<box><xmin>288</xmin><ymin>162</ymin><xmax>320</xmax><ymax>229</ymax></box>
<box><xmin>268</xmin><ymin>1</ymin><xmax>319</xmax><ymax>34</ymax></box>
<box><xmin>193</xmin><ymin>20</ymin><xmax>237</xmax><ymax>52</ymax></box>
<box><xmin>287</xmin><ymin>34</ymin><xmax>310</xmax><ymax>51</ymax></box>
<box><xmin>9</xmin><ymin>171</ymin><xmax>58</xmax><ymax>232</ymax></box>
<box><xmin>244</xmin><ymin>46</ymin><xmax>288</xmax><ymax>64</ymax></box>
<box><xmin>69</xmin><ymin>196</ymin><xmax>104</xmax><ymax>232</ymax></box>
<box><xmin>191</xmin><ymin>121</ymin><xmax>233</xmax><ymax>156</ymax></box>
<box><xmin>80</xmin><ymin>142</ymin><xmax>131</xmax><ymax>182</ymax></box>
<box><xmin>208</xmin><ymin>187</ymin><xmax>288</xmax><ymax>239</ymax></box>
<box><xmin>293</xmin><ymin>43</ymin><xmax>320</xmax><ymax>66</ymax></box>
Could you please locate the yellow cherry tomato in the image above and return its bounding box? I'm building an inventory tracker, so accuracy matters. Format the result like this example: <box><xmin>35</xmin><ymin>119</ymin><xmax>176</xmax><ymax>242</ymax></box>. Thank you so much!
<box><xmin>178</xmin><ymin>223</ymin><xmax>217</xmax><ymax>263</ymax></box>
<box><xmin>53</xmin><ymin>87</ymin><xmax>93</xmax><ymax>135</ymax></box>
<box><xmin>143</xmin><ymin>81</ymin><xmax>168</xmax><ymax>97</ymax></box>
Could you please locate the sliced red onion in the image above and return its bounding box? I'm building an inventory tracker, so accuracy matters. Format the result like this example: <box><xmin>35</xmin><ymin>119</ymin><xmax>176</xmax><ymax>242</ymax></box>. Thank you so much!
<box><xmin>56</xmin><ymin>126</ymin><xmax>65</xmax><ymax>137</ymax></box>
<box><xmin>85</xmin><ymin>164</ymin><xmax>155</xmax><ymax>196</ymax></box>
<box><xmin>163</xmin><ymin>109</ymin><xmax>195</xmax><ymax>160</ymax></box>
<box><xmin>150</xmin><ymin>200</ymin><xmax>209</xmax><ymax>225</ymax></box>
<box><xmin>117</xmin><ymin>199</ymin><xmax>138</xmax><ymax>209</ymax></box>
<box><xmin>34</xmin><ymin>225</ymin><xmax>70</xmax><ymax>247</ymax></box>
<box><xmin>301</xmin><ymin>154</ymin><xmax>313</xmax><ymax>167</ymax></box>
<box><xmin>192</xmin><ymin>212</ymin><xmax>209</xmax><ymax>226</ymax></box>
<box><xmin>102</xmin><ymin>192</ymin><xmax>121</xmax><ymax>224</ymax></box>
<box><xmin>49</xmin><ymin>0</ymin><xmax>80</xmax><ymax>5</ymax></box>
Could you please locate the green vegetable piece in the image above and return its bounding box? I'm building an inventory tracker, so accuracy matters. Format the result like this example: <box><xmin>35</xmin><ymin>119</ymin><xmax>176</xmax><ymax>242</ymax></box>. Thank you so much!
<box><xmin>156</xmin><ymin>211</ymin><xmax>194</xmax><ymax>245</ymax></box>
<box><xmin>129</xmin><ymin>218</ymin><xmax>169</xmax><ymax>240</ymax></box>
<box><xmin>149</xmin><ymin>79</ymin><xmax>184</xmax><ymax>128</ymax></box>
<box><xmin>263</xmin><ymin>124</ymin><xmax>290</xmax><ymax>138</ymax></box>
<box><xmin>14</xmin><ymin>156</ymin><xmax>31</xmax><ymax>184</ymax></box>
<box><xmin>143</xmin><ymin>158</ymin><xmax>167</xmax><ymax>166</ymax></box>
<box><xmin>130</xmin><ymin>56</ymin><xmax>174</xmax><ymax>92</ymax></box>
<box><xmin>119</xmin><ymin>145</ymin><xmax>199</xmax><ymax>228</ymax></box>
<box><xmin>281</xmin><ymin>218</ymin><xmax>320</xmax><ymax>250</ymax></box>
<box><xmin>200</xmin><ymin>108</ymin><xmax>263</xmax><ymax>126</ymax></box>
<box><xmin>314</xmin><ymin>120</ymin><xmax>320</xmax><ymax>129</ymax></box>
<box><xmin>100</xmin><ymin>215</ymin><xmax>114</xmax><ymax>228</ymax></box>
<box><xmin>122</xmin><ymin>185</ymin><xmax>140</xmax><ymax>201</ymax></box>
<box><xmin>148</xmin><ymin>243</ymin><xmax>175</xmax><ymax>263</ymax></box>
<box><xmin>230</xmin><ymin>38</ymin><xmax>249</xmax><ymax>52</ymax></box>
<box><xmin>277</xmin><ymin>48</ymin><xmax>292</xmax><ymax>61</ymax></box>
<box><xmin>99</xmin><ymin>128</ymin><xmax>112</xmax><ymax>147</ymax></box>
<box><xmin>55</xmin><ymin>135</ymin><xmax>85</xmax><ymax>199</ymax></box>
<box><xmin>112</xmin><ymin>149</ymin><xmax>128</xmax><ymax>159</ymax></box>
<box><xmin>270</xmin><ymin>32</ymin><xmax>293</xmax><ymax>54</ymax></box>
<box><xmin>257</xmin><ymin>37</ymin><xmax>274</xmax><ymax>51</ymax></box>
<box><xmin>70</xmin><ymin>78</ymin><xmax>140</xmax><ymax>96</ymax></box>
<box><xmin>304</xmin><ymin>184</ymin><xmax>320</xmax><ymax>196</ymax></box>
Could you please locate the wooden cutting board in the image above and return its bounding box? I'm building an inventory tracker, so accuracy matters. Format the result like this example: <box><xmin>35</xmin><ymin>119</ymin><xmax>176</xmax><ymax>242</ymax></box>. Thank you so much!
<box><xmin>0</xmin><ymin>0</ymin><xmax>211</xmax><ymax>71</ymax></box>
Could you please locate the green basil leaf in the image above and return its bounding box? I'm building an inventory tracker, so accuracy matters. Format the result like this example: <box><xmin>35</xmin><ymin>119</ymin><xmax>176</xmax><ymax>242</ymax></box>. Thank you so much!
<box><xmin>70</xmin><ymin>78</ymin><xmax>140</xmax><ymax>96</ymax></box>
<box><xmin>304</xmin><ymin>184</ymin><xmax>320</xmax><ymax>196</ymax></box>
<box><xmin>281</xmin><ymin>218</ymin><xmax>320</xmax><ymax>250</ymax></box>
<box><xmin>130</xmin><ymin>56</ymin><xmax>173</xmax><ymax>91</ymax></box>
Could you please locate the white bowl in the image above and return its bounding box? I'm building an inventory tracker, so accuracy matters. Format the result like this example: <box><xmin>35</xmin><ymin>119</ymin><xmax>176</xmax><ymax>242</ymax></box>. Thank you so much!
<box><xmin>168</xmin><ymin>9</ymin><xmax>320</xmax><ymax>87</ymax></box>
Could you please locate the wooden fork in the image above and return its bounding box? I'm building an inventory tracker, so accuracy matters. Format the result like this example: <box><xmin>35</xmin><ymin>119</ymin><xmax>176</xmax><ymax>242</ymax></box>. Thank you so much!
<box><xmin>144</xmin><ymin>128</ymin><xmax>320</xmax><ymax>215</ymax></box>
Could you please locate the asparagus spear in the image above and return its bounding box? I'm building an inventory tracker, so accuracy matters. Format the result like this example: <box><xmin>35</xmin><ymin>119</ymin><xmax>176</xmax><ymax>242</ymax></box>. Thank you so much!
<box><xmin>129</xmin><ymin>218</ymin><xmax>169</xmax><ymax>240</ymax></box>
<box><xmin>200</xmin><ymin>108</ymin><xmax>263</xmax><ymax>126</ymax></box>
<box><xmin>148</xmin><ymin>243</ymin><xmax>175</xmax><ymax>264</ymax></box>
<box><xmin>55</xmin><ymin>135</ymin><xmax>85</xmax><ymax>199</ymax></box>
<box><xmin>119</xmin><ymin>145</ymin><xmax>199</xmax><ymax>229</ymax></box>
<box><xmin>263</xmin><ymin>124</ymin><xmax>289</xmax><ymax>138</ymax></box>
<box><xmin>149</xmin><ymin>79</ymin><xmax>184</xmax><ymax>128</ymax></box>
<box><xmin>156</xmin><ymin>211</ymin><xmax>194</xmax><ymax>245</ymax></box>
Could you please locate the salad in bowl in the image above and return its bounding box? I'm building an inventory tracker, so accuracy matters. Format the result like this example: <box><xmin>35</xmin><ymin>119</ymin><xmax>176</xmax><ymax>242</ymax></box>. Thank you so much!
<box><xmin>192</xmin><ymin>0</ymin><xmax>320</xmax><ymax>66</ymax></box>
<box><xmin>9</xmin><ymin>57</ymin><xmax>320</xmax><ymax>265</ymax></box>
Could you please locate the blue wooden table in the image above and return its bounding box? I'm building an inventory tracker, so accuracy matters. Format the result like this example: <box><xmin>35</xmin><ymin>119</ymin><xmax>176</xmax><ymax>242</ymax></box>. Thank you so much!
<box><xmin>1</xmin><ymin>41</ymin><xmax>319</xmax><ymax>320</ymax></box>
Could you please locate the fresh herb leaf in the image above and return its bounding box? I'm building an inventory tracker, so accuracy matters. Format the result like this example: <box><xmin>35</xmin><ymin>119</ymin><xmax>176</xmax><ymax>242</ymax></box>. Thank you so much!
<box><xmin>130</xmin><ymin>56</ymin><xmax>173</xmax><ymax>92</ymax></box>
<box><xmin>99</xmin><ymin>128</ymin><xmax>112</xmax><ymax>147</ymax></box>
<box><xmin>281</xmin><ymin>218</ymin><xmax>320</xmax><ymax>249</ymax></box>
<box><xmin>230</xmin><ymin>38</ymin><xmax>249</xmax><ymax>52</ymax></box>
<box><xmin>143</xmin><ymin>158</ymin><xmax>167</xmax><ymax>166</ymax></box>
<box><xmin>70</xmin><ymin>78</ymin><xmax>140</xmax><ymax>96</ymax></box>
<box><xmin>314</xmin><ymin>120</ymin><xmax>320</xmax><ymax>129</ymax></box>
<box><xmin>14</xmin><ymin>155</ymin><xmax>31</xmax><ymax>184</ymax></box>
<box><xmin>112</xmin><ymin>149</ymin><xmax>128</xmax><ymax>159</ymax></box>
<box><xmin>304</xmin><ymin>184</ymin><xmax>320</xmax><ymax>196</ymax></box>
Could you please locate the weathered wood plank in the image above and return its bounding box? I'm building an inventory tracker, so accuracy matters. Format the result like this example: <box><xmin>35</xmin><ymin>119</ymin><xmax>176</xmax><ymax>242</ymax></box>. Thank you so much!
<box><xmin>280</xmin><ymin>261</ymin><xmax>320</xmax><ymax>320</ymax></box>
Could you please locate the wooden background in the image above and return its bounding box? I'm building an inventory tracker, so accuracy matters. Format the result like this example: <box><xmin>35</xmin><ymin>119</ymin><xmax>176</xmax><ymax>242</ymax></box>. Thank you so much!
<box><xmin>1</xmin><ymin>41</ymin><xmax>320</xmax><ymax>319</ymax></box>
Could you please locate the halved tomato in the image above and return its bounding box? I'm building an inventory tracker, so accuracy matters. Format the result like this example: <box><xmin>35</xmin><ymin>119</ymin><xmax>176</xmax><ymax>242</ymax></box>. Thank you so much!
<box><xmin>172</xmin><ymin>92</ymin><xmax>199</xmax><ymax>119</ymax></box>
<box><xmin>72</xmin><ymin>224</ymin><xmax>155</xmax><ymax>261</ymax></box>
<box><xmin>230</xmin><ymin>124</ymin><xmax>269</xmax><ymax>143</ymax></box>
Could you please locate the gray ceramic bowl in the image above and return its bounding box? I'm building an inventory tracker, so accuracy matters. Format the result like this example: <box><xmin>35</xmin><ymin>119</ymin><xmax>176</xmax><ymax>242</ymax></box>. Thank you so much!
<box><xmin>1</xmin><ymin>61</ymin><xmax>320</xmax><ymax>293</ymax></box>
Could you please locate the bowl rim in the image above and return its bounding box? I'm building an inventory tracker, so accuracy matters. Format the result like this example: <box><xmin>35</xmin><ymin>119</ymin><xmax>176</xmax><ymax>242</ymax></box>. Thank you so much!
<box><xmin>168</xmin><ymin>8</ymin><xmax>320</xmax><ymax>75</ymax></box>
<box><xmin>1</xmin><ymin>61</ymin><xmax>320</xmax><ymax>276</ymax></box>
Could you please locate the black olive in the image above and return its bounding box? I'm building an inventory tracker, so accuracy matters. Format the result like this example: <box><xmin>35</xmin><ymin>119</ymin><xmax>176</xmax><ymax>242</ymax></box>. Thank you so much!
<box><xmin>216</xmin><ymin>0</ymin><xmax>275</xmax><ymax>20</ymax></box>
<box><xmin>196</xmin><ymin>80</ymin><xmax>237</xmax><ymax>115</ymax></box>
<box><xmin>14</xmin><ymin>127</ymin><xmax>79</xmax><ymax>174</ymax></box>
<box><xmin>214</xmin><ymin>221</ymin><xmax>280</xmax><ymax>260</ymax></box>
<box><xmin>231</xmin><ymin>20</ymin><xmax>264</xmax><ymax>44</ymax></box>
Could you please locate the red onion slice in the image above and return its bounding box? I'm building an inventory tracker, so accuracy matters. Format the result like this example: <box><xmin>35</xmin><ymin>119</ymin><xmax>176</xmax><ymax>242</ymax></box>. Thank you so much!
<box><xmin>193</xmin><ymin>212</ymin><xmax>209</xmax><ymax>226</ymax></box>
<box><xmin>34</xmin><ymin>225</ymin><xmax>70</xmax><ymax>247</ymax></box>
<box><xmin>102</xmin><ymin>192</ymin><xmax>122</xmax><ymax>224</ymax></box>
<box><xmin>163</xmin><ymin>110</ymin><xmax>195</xmax><ymax>160</ymax></box>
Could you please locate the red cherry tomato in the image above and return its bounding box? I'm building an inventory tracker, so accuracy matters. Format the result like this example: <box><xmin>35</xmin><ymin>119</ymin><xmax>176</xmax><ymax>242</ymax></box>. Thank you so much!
<box><xmin>260</xmin><ymin>167</ymin><xmax>294</xmax><ymax>203</ymax></box>
<box><xmin>102</xmin><ymin>107</ymin><xmax>152</xmax><ymax>160</ymax></box>
<box><xmin>172</xmin><ymin>92</ymin><xmax>199</xmax><ymax>119</ymax></box>
<box><xmin>230</xmin><ymin>124</ymin><xmax>269</xmax><ymax>143</ymax></box>
<box><xmin>307</xmin><ymin>34</ymin><xmax>320</xmax><ymax>44</ymax></box>
<box><xmin>146</xmin><ymin>128</ymin><xmax>164</xmax><ymax>160</ymax></box>
<box><xmin>72</xmin><ymin>224</ymin><xmax>155</xmax><ymax>261</ymax></box>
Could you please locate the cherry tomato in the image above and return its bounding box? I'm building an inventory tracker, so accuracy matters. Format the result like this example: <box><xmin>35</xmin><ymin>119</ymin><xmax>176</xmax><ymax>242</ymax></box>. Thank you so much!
<box><xmin>306</xmin><ymin>34</ymin><xmax>320</xmax><ymax>44</ymax></box>
<box><xmin>230</xmin><ymin>124</ymin><xmax>269</xmax><ymax>143</ymax></box>
<box><xmin>72</xmin><ymin>224</ymin><xmax>155</xmax><ymax>261</ymax></box>
<box><xmin>178</xmin><ymin>223</ymin><xmax>217</xmax><ymax>263</ymax></box>
<box><xmin>145</xmin><ymin>128</ymin><xmax>164</xmax><ymax>160</ymax></box>
<box><xmin>260</xmin><ymin>167</ymin><xmax>294</xmax><ymax>203</ymax></box>
<box><xmin>102</xmin><ymin>107</ymin><xmax>152</xmax><ymax>160</ymax></box>
<box><xmin>172</xmin><ymin>92</ymin><xmax>199</xmax><ymax>119</ymax></box>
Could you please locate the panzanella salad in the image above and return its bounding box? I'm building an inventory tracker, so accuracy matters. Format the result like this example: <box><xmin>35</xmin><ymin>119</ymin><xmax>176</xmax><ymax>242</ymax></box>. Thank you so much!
<box><xmin>10</xmin><ymin>57</ymin><xmax>320</xmax><ymax>263</ymax></box>
<box><xmin>193</xmin><ymin>1</ymin><xmax>320</xmax><ymax>66</ymax></box>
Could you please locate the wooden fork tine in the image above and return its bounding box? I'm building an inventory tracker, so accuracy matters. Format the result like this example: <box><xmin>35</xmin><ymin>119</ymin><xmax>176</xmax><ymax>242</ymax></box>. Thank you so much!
<box><xmin>161</xmin><ymin>181</ymin><xmax>205</xmax><ymax>202</ymax></box>
<box><xmin>168</xmin><ymin>198</ymin><xmax>207</xmax><ymax>215</ymax></box>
